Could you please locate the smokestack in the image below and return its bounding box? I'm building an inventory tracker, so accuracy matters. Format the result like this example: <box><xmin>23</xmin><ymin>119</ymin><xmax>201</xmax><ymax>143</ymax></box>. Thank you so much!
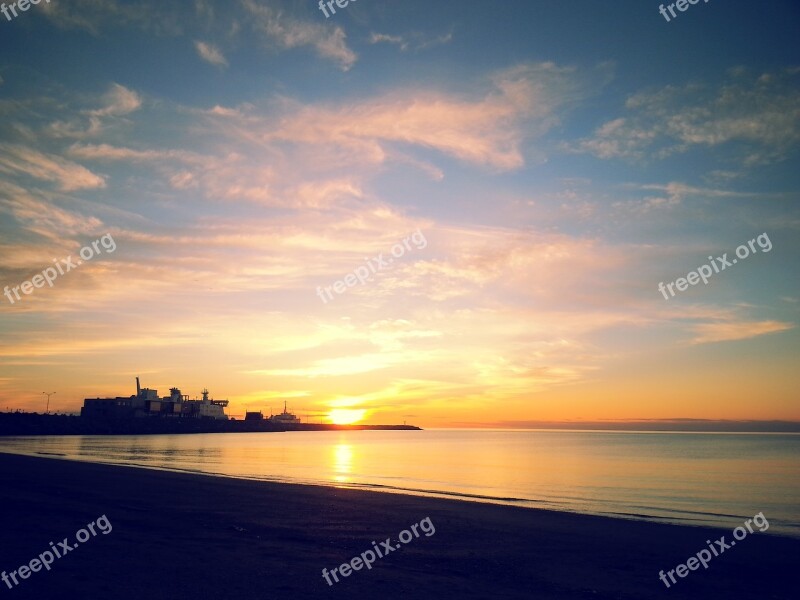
<box><xmin>136</xmin><ymin>377</ymin><xmax>141</xmax><ymax>396</ymax></box>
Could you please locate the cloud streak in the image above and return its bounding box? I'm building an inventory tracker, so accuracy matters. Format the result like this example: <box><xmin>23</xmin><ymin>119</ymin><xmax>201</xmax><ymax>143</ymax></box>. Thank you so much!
<box><xmin>0</xmin><ymin>144</ymin><xmax>106</xmax><ymax>191</ymax></box>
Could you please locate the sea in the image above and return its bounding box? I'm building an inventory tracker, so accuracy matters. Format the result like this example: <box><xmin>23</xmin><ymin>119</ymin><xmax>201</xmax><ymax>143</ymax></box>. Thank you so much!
<box><xmin>1</xmin><ymin>429</ymin><xmax>798</xmax><ymax>537</ymax></box>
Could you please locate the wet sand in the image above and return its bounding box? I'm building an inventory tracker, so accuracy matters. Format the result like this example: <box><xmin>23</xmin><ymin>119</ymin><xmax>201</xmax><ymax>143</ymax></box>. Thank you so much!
<box><xmin>0</xmin><ymin>452</ymin><xmax>796</xmax><ymax>599</ymax></box>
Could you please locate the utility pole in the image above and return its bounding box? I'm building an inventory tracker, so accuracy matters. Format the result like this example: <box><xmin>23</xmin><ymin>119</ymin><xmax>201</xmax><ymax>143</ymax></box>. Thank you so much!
<box><xmin>42</xmin><ymin>391</ymin><xmax>56</xmax><ymax>414</ymax></box>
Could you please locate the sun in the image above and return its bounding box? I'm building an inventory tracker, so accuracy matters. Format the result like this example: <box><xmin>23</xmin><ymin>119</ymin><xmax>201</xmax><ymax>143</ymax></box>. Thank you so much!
<box><xmin>328</xmin><ymin>409</ymin><xmax>365</xmax><ymax>425</ymax></box>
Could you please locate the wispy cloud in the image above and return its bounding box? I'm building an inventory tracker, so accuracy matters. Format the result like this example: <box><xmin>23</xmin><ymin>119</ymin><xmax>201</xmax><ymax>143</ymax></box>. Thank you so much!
<box><xmin>369</xmin><ymin>33</ymin><xmax>406</xmax><ymax>49</ymax></box>
<box><xmin>0</xmin><ymin>144</ymin><xmax>106</xmax><ymax>191</ymax></box>
<box><xmin>89</xmin><ymin>83</ymin><xmax>142</xmax><ymax>117</ymax></box>
<box><xmin>0</xmin><ymin>182</ymin><xmax>105</xmax><ymax>241</ymax></box>
<box><xmin>46</xmin><ymin>83</ymin><xmax>142</xmax><ymax>140</ymax></box>
<box><xmin>242</xmin><ymin>0</ymin><xmax>356</xmax><ymax>71</ymax></box>
<box><xmin>690</xmin><ymin>319</ymin><xmax>794</xmax><ymax>345</ymax></box>
<box><xmin>265</xmin><ymin>62</ymin><xmax>597</xmax><ymax>171</ymax></box>
<box><xmin>611</xmin><ymin>181</ymin><xmax>756</xmax><ymax>215</ymax></box>
<box><xmin>570</xmin><ymin>68</ymin><xmax>800</xmax><ymax>166</ymax></box>
<box><xmin>194</xmin><ymin>40</ymin><xmax>228</xmax><ymax>67</ymax></box>
<box><xmin>368</xmin><ymin>31</ymin><xmax>453</xmax><ymax>52</ymax></box>
<box><xmin>67</xmin><ymin>143</ymin><xmax>204</xmax><ymax>164</ymax></box>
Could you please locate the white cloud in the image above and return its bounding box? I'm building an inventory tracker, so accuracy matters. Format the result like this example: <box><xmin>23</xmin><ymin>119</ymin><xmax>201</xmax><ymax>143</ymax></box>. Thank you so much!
<box><xmin>194</xmin><ymin>40</ymin><xmax>228</xmax><ymax>67</ymax></box>
<box><xmin>89</xmin><ymin>83</ymin><xmax>142</xmax><ymax>117</ymax></box>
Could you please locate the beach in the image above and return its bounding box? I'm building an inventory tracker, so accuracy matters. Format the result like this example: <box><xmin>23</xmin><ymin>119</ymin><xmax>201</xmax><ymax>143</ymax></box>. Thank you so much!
<box><xmin>0</xmin><ymin>453</ymin><xmax>796</xmax><ymax>600</ymax></box>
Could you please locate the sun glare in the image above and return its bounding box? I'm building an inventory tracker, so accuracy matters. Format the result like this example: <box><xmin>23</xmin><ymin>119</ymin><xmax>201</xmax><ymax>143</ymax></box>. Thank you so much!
<box><xmin>328</xmin><ymin>409</ymin><xmax>365</xmax><ymax>425</ymax></box>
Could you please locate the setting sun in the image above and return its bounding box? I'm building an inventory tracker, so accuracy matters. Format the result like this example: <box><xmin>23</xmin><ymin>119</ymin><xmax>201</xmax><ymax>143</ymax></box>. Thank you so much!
<box><xmin>328</xmin><ymin>409</ymin><xmax>366</xmax><ymax>425</ymax></box>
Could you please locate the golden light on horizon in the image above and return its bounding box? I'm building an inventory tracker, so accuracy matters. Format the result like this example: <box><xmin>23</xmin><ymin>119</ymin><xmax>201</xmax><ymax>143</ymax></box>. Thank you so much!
<box><xmin>328</xmin><ymin>409</ymin><xmax>366</xmax><ymax>425</ymax></box>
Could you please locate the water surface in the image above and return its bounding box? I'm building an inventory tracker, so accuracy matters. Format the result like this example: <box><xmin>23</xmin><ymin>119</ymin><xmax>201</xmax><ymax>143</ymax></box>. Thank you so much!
<box><xmin>2</xmin><ymin>429</ymin><xmax>798</xmax><ymax>536</ymax></box>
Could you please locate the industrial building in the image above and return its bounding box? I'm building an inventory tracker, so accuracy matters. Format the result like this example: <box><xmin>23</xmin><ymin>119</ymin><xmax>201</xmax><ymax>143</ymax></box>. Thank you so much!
<box><xmin>81</xmin><ymin>378</ymin><xmax>229</xmax><ymax>420</ymax></box>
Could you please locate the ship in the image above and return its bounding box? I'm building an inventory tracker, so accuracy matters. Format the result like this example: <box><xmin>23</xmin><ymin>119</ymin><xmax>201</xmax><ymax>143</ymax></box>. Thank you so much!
<box><xmin>81</xmin><ymin>377</ymin><xmax>229</xmax><ymax>420</ymax></box>
<box><xmin>268</xmin><ymin>400</ymin><xmax>301</xmax><ymax>425</ymax></box>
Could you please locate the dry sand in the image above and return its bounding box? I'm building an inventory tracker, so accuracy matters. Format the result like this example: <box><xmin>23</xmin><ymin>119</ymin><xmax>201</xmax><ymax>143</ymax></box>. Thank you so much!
<box><xmin>0</xmin><ymin>452</ymin><xmax>796</xmax><ymax>599</ymax></box>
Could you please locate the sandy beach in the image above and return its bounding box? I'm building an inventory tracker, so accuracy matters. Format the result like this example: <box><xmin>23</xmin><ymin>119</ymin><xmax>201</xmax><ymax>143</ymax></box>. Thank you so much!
<box><xmin>0</xmin><ymin>453</ymin><xmax>796</xmax><ymax>600</ymax></box>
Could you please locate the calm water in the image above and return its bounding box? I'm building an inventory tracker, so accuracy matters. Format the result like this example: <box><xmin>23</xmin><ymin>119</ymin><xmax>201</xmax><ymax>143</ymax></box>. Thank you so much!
<box><xmin>2</xmin><ymin>429</ymin><xmax>799</xmax><ymax>536</ymax></box>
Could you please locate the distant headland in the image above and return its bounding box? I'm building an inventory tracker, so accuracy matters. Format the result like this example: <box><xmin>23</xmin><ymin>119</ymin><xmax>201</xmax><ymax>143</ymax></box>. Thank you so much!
<box><xmin>0</xmin><ymin>412</ymin><xmax>421</xmax><ymax>436</ymax></box>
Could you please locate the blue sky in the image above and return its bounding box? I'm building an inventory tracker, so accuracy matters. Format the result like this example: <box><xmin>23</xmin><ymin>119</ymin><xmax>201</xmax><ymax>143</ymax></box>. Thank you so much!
<box><xmin>0</xmin><ymin>0</ymin><xmax>798</xmax><ymax>426</ymax></box>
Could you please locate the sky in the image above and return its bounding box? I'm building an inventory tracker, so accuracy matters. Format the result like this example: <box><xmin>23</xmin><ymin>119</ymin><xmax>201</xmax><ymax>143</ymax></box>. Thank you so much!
<box><xmin>0</xmin><ymin>0</ymin><xmax>799</xmax><ymax>427</ymax></box>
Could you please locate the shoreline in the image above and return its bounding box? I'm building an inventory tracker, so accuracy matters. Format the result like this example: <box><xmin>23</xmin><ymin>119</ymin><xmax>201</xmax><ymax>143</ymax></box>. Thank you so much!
<box><xmin>1</xmin><ymin>453</ymin><xmax>797</xmax><ymax>599</ymax></box>
<box><xmin>2</xmin><ymin>443</ymin><xmax>799</xmax><ymax>540</ymax></box>
<box><xmin>2</xmin><ymin>448</ymin><xmax>778</xmax><ymax>537</ymax></box>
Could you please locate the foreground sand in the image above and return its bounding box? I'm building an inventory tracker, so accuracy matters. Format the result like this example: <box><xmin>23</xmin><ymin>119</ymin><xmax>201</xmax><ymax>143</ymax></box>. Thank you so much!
<box><xmin>0</xmin><ymin>453</ymin><xmax>796</xmax><ymax>599</ymax></box>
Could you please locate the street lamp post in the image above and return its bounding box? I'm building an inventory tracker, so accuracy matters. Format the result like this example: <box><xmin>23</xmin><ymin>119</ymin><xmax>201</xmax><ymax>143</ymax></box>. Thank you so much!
<box><xmin>42</xmin><ymin>392</ymin><xmax>56</xmax><ymax>414</ymax></box>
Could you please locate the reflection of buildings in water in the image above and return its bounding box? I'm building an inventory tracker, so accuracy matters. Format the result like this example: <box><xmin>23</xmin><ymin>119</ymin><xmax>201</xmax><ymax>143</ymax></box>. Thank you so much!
<box><xmin>10</xmin><ymin>436</ymin><xmax>82</xmax><ymax>458</ymax></box>
<box><xmin>332</xmin><ymin>444</ymin><xmax>353</xmax><ymax>483</ymax></box>
<box><xmin>76</xmin><ymin>436</ymin><xmax>222</xmax><ymax>467</ymax></box>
